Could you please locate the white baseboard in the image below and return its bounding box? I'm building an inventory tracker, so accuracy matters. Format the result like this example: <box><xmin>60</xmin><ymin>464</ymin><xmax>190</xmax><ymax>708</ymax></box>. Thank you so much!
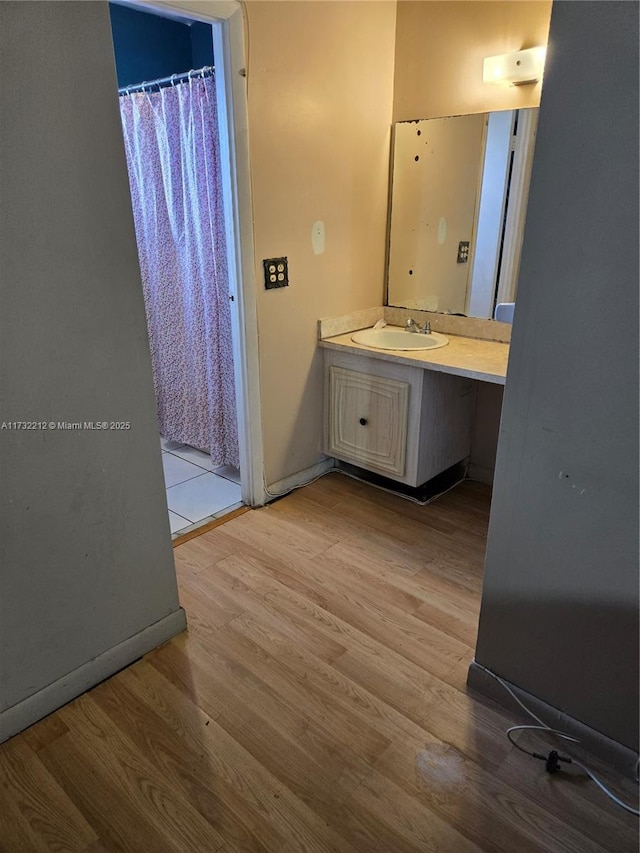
<box><xmin>467</xmin><ymin>464</ymin><xmax>495</xmax><ymax>485</ymax></box>
<box><xmin>0</xmin><ymin>608</ymin><xmax>187</xmax><ymax>743</ymax></box>
<box><xmin>264</xmin><ymin>457</ymin><xmax>336</xmax><ymax>502</ymax></box>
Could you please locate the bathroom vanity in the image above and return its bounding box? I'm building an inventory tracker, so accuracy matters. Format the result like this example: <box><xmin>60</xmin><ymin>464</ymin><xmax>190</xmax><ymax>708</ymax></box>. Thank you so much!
<box><xmin>314</xmin><ymin>96</ymin><xmax>529</xmax><ymax>490</ymax></box>
<box><xmin>319</xmin><ymin>323</ymin><xmax>508</xmax><ymax>488</ymax></box>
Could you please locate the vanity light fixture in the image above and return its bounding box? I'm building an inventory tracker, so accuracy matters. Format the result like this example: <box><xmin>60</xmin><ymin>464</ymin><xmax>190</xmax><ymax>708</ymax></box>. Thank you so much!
<box><xmin>483</xmin><ymin>46</ymin><xmax>547</xmax><ymax>86</ymax></box>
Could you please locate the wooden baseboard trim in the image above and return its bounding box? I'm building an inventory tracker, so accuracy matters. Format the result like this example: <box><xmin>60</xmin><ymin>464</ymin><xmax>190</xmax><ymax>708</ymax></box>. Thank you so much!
<box><xmin>0</xmin><ymin>608</ymin><xmax>187</xmax><ymax>744</ymax></box>
<box><xmin>467</xmin><ymin>660</ymin><xmax>639</xmax><ymax>779</ymax></box>
<box><xmin>172</xmin><ymin>505</ymin><xmax>250</xmax><ymax>547</ymax></box>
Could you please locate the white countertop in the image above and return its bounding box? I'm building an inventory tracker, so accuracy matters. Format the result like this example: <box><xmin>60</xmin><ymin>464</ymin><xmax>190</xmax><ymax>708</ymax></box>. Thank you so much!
<box><xmin>319</xmin><ymin>330</ymin><xmax>509</xmax><ymax>385</ymax></box>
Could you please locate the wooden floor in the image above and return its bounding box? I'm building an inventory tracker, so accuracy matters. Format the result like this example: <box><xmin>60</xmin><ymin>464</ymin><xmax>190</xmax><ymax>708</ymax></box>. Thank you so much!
<box><xmin>1</xmin><ymin>474</ymin><xmax>637</xmax><ymax>852</ymax></box>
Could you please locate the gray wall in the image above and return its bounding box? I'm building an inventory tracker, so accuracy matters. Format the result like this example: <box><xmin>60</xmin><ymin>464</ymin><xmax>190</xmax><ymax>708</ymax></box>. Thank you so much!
<box><xmin>475</xmin><ymin>2</ymin><xmax>639</xmax><ymax>750</ymax></box>
<box><xmin>0</xmin><ymin>3</ymin><xmax>182</xmax><ymax>716</ymax></box>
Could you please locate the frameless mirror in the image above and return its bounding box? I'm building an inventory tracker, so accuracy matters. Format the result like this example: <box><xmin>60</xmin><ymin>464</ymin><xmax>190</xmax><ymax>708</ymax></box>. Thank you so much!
<box><xmin>386</xmin><ymin>108</ymin><xmax>538</xmax><ymax>321</ymax></box>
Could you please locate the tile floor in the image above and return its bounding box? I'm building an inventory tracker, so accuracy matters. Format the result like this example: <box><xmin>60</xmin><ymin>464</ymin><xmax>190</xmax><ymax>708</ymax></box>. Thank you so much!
<box><xmin>160</xmin><ymin>437</ymin><xmax>243</xmax><ymax>537</ymax></box>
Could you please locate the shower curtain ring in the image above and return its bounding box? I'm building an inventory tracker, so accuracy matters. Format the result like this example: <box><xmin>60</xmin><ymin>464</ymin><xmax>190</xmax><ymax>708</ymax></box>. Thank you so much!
<box><xmin>170</xmin><ymin>74</ymin><xmax>177</xmax><ymax>87</ymax></box>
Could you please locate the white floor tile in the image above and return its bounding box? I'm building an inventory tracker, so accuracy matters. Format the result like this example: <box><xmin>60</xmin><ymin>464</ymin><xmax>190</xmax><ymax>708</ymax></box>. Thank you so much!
<box><xmin>166</xmin><ymin>473</ymin><xmax>242</xmax><ymax>523</ymax></box>
<box><xmin>213</xmin><ymin>465</ymin><xmax>241</xmax><ymax>485</ymax></box>
<box><xmin>168</xmin><ymin>510</ymin><xmax>190</xmax><ymax>535</ymax></box>
<box><xmin>168</xmin><ymin>444</ymin><xmax>216</xmax><ymax>472</ymax></box>
<box><xmin>162</xmin><ymin>452</ymin><xmax>206</xmax><ymax>489</ymax></box>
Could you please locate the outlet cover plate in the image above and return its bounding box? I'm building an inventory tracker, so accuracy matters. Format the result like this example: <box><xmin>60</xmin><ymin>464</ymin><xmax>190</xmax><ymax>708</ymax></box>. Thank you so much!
<box><xmin>457</xmin><ymin>241</ymin><xmax>470</xmax><ymax>264</ymax></box>
<box><xmin>263</xmin><ymin>257</ymin><xmax>289</xmax><ymax>289</ymax></box>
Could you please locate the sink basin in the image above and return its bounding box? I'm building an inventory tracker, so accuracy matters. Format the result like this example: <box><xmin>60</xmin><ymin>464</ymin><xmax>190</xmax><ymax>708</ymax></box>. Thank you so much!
<box><xmin>351</xmin><ymin>326</ymin><xmax>449</xmax><ymax>351</ymax></box>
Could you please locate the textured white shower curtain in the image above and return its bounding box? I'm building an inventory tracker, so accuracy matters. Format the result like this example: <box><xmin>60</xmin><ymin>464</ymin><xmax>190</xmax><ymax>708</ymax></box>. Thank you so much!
<box><xmin>119</xmin><ymin>75</ymin><xmax>239</xmax><ymax>468</ymax></box>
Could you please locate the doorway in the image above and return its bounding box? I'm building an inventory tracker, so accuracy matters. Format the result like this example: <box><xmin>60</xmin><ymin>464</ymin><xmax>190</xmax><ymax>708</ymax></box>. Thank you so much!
<box><xmin>109</xmin><ymin>1</ymin><xmax>263</xmax><ymax>534</ymax></box>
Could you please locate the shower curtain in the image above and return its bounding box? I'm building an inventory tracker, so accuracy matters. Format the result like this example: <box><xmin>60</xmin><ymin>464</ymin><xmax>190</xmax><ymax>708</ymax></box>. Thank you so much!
<box><xmin>119</xmin><ymin>75</ymin><xmax>239</xmax><ymax>468</ymax></box>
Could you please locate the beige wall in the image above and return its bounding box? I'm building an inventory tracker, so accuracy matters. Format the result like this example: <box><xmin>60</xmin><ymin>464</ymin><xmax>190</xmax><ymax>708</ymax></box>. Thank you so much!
<box><xmin>151</xmin><ymin>1</ymin><xmax>551</xmax><ymax>491</ymax></box>
<box><xmin>393</xmin><ymin>1</ymin><xmax>552</xmax><ymax>121</ymax></box>
<box><xmin>249</xmin><ymin>0</ymin><xmax>550</xmax><ymax>488</ymax></box>
<box><xmin>245</xmin><ymin>1</ymin><xmax>396</xmax><ymax>487</ymax></box>
<box><xmin>468</xmin><ymin>382</ymin><xmax>504</xmax><ymax>484</ymax></box>
<box><xmin>391</xmin><ymin>0</ymin><xmax>552</xmax><ymax>486</ymax></box>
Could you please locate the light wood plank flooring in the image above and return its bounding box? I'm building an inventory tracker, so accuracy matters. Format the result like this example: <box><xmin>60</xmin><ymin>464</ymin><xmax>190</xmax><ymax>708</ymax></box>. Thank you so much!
<box><xmin>1</xmin><ymin>474</ymin><xmax>637</xmax><ymax>852</ymax></box>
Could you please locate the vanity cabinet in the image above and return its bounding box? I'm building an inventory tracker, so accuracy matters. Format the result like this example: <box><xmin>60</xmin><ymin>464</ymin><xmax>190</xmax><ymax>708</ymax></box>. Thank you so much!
<box><xmin>324</xmin><ymin>349</ymin><xmax>475</xmax><ymax>487</ymax></box>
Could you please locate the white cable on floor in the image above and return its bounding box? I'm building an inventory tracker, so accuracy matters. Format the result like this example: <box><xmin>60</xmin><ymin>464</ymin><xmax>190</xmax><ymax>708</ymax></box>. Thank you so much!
<box><xmin>506</xmin><ymin>724</ymin><xmax>580</xmax><ymax>753</ymax></box>
<box><xmin>476</xmin><ymin>663</ymin><xmax>640</xmax><ymax>817</ymax></box>
<box><xmin>264</xmin><ymin>464</ymin><xmax>469</xmax><ymax>506</ymax></box>
<box><xmin>488</xmin><ymin>670</ymin><xmax>549</xmax><ymax>727</ymax></box>
<box><xmin>333</xmin><ymin>463</ymin><xmax>470</xmax><ymax>506</ymax></box>
<box><xmin>263</xmin><ymin>465</ymin><xmax>340</xmax><ymax>500</ymax></box>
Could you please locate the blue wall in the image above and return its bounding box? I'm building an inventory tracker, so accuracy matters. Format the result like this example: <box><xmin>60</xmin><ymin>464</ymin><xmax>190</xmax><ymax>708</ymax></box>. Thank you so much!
<box><xmin>108</xmin><ymin>4</ymin><xmax>213</xmax><ymax>89</ymax></box>
<box><xmin>190</xmin><ymin>22</ymin><xmax>215</xmax><ymax>70</ymax></box>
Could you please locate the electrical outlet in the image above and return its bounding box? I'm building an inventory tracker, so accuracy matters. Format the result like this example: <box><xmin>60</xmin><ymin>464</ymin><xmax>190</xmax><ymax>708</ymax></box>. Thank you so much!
<box><xmin>457</xmin><ymin>241</ymin><xmax>470</xmax><ymax>264</ymax></box>
<box><xmin>263</xmin><ymin>257</ymin><xmax>289</xmax><ymax>289</ymax></box>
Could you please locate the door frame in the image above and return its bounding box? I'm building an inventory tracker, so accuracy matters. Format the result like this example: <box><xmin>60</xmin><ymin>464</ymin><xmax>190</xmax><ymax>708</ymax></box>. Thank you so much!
<box><xmin>495</xmin><ymin>107</ymin><xmax>539</xmax><ymax>306</ymax></box>
<box><xmin>115</xmin><ymin>0</ymin><xmax>265</xmax><ymax>507</ymax></box>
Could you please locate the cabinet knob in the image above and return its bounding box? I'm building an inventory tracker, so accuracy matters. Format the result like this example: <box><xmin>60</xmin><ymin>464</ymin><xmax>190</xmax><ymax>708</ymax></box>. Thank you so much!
<box><xmin>359</xmin><ymin>417</ymin><xmax>368</xmax><ymax>426</ymax></box>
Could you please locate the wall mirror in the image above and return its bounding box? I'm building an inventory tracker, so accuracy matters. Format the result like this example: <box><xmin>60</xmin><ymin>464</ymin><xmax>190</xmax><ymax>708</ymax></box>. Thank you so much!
<box><xmin>386</xmin><ymin>108</ymin><xmax>538</xmax><ymax>321</ymax></box>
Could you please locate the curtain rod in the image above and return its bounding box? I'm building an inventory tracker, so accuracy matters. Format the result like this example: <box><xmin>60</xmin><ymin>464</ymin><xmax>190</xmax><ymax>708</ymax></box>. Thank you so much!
<box><xmin>118</xmin><ymin>65</ymin><xmax>214</xmax><ymax>96</ymax></box>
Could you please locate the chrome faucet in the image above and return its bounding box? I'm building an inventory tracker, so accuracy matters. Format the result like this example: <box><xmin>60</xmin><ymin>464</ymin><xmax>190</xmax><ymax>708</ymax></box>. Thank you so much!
<box><xmin>405</xmin><ymin>318</ymin><xmax>431</xmax><ymax>335</ymax></box>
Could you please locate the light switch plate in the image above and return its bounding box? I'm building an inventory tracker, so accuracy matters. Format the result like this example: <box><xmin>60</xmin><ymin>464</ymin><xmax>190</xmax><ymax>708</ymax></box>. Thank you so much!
<box><xmin>263</xmin><ymin>257</ymin><xmax>289</xmax><ymax>289</ymax></box>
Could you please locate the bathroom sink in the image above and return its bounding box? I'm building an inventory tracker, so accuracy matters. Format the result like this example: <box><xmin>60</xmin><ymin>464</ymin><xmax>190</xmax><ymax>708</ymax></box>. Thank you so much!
<box><xmin>351</xmin><ymin>326</ymin><xmax>449</xmax><ymax>351</ymax></box>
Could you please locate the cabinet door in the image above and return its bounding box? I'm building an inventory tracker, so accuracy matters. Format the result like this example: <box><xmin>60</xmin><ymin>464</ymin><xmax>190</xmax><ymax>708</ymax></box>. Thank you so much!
<box><xmin>328</xmin><ymin>366</ymin><xmax>409</xmax><ymax>477</ymax></box>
